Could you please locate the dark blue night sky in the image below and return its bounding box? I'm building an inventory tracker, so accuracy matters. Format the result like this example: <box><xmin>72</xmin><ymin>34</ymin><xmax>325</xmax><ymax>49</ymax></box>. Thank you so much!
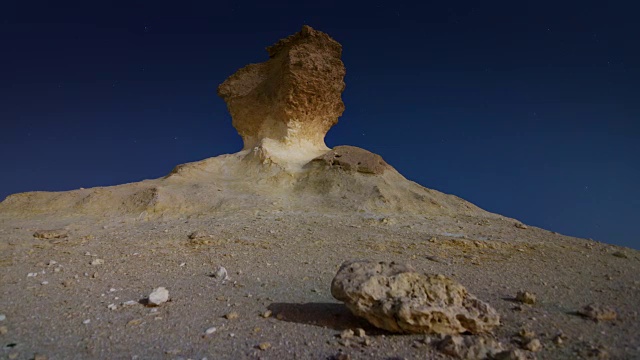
<box><xmin>1</xmin><ymin>1</ymin><xmax>638</xmax><ymax>249</ymax></box>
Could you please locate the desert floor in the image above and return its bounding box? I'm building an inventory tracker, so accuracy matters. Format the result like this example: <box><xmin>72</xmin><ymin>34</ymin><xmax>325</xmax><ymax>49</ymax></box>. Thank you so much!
<box><xmin>1</xmin><ymin>210</ymin><xmax>639</xmax><ymax>359</ymax></box>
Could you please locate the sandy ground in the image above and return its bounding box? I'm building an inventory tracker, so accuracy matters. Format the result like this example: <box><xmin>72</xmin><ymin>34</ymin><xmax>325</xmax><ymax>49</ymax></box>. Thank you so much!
<box><xmin>1</xmin><ymin>210</ymin><xmax>638</xmax><ymax>359</ymax></box>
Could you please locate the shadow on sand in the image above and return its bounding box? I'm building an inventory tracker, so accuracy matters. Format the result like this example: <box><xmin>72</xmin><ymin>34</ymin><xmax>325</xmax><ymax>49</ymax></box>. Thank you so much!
<box><xmin>267</xmin><ymin>302</ymin><xmax>386</xmax><ymax>334</ymax></box>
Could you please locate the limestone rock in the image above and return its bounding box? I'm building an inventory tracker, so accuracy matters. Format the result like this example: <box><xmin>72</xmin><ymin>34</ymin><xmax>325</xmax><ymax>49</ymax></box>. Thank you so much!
<box><xmin>578</xmin><ymin>304</ymin><xmax>617</xmax><ymax>321</ymax></box>
<box><xmin>311</xmin><ymin>146</ymin><xmax>390</xmax><ymax>174</ymax></box>
<box><xmin>33</xmin><ymin>229</ymin><xmax>68</xmax><ymax>239</ymax></box>
<box><xmin>437</xmin><ymin>335</ymin><xmax>505</xmax><ymax>360</ymax></box>
<box><xmin>515</xmin><ymin>291</ymin><xmax>536</xmax><ymax>305</ymax></box>
<box><xmin>331</xmin><ymin>260</ymin><xmax>500</xmax><ymax>334</ymax></box>
<box><xmin>148</xmin><ymin>287</ymin><xmax>169</xmax><ymax>306</ymax></box>
<box><xmin>217</xmin><ymin>25</ymin><xmax>346</xmax><ymax>166</ymax></box>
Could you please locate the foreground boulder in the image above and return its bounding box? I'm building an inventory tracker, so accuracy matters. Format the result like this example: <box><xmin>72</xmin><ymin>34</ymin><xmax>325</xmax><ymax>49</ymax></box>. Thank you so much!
<box><xmin>331</xmin><ymin>260</ymin><xmax>500</xmax><ymax>334</ymax></box>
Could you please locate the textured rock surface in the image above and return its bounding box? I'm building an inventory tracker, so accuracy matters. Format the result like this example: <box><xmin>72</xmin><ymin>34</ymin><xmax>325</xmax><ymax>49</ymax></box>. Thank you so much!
<box><xmin>578</xmin><ymin>304</ymin><xmax>617</xmax><ymax>321</ymax></box>
<box><xmin>437</xmin><ymin>335</ymin><xmax>505</xmax><ymax>360</ymax></box>
<box><xmin>331</xmin><ymin>260</ymin><xmax>500</xmax><ymax>334</ymax></box>
<box><xmin>148</xmin><ymin>287</ymin><xmax>169</xmax><ymax>306</ymax></box>
<box><xmin>33</xmin><ymin>229</ymin><xmax>68</xmax><ymax>239</ymax></box>
<box><xmin>310</xmin><ymin>146</ymin><xmax>390</xmax><ymax>174</ymax></box>
<box><xmin>217</xmin><ymin>25</ymin><xmax>345</xmax><ymax>164</ymax></box>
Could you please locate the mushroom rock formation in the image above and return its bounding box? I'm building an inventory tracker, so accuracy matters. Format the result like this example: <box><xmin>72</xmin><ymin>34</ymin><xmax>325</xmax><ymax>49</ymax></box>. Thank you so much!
<box><xmin>0</xmin><ymin>26</ymin><xmax>502</xmax><ymax>220</ymax></box>
<box><xmin>217</xmin><ymin>25</ymin><xmax>346</xmax><ymax>170</ymax></box>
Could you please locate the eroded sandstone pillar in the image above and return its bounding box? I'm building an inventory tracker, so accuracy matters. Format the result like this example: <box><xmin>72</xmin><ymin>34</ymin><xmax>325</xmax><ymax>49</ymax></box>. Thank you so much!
<box><xmin>217</xmin><ymin>26</ymin><xmax>346</xmax><ymax>167</ymax></box>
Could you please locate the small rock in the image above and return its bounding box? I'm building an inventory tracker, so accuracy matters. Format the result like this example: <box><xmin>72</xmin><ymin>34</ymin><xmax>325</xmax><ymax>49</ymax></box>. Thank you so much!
<box><xmin>493</xmin><ymin>349</ymin><xmax>528</xmax><ymax>360</ymax></box>
<box><xmin>354</xmin><ymin>328</ymin><xmax>366</xmax><ymax>337</ymax></box>
<box><xmin>41</xmin><ymin>281</ymin><xmax>49</xmax><ymax>285</ymax></box>
<box><xmin>257</xmin><ymin>342</ymin><xmax>271</xmax><ymax>351</ymax></box>
<box><xmin>261</xmin><ymin>310</ymin><xmax>272</xmax><ymax>318</ymax></box>
<box><xmin>514</xmin><ymin>223</ymin><xmax>528</xmax><ymax>229</ymax></box>
<box><xmin>122</xmin><ymin>300</ymin><xmax>138</xmax><ymax>307</ymax></box>
<box><xmin>188</xmin><ymin>231</ymin><xmax>206</xmax><ymax>240</ymax></box>
<box><xmin>225</xmin><ymin>311</ymin><xmax>239</xmax><ymax>320</ymax></box>
<box><xmin>517</xmin><ymin>328</ymin><xmax>535</xmax><ymax>340</ymax></box>
<box><xmin>331</xmin><ymin>353</ymin><xmax>351</xmax><ymax>360</ymax></box>
<box><xmin>437</xmin><ymin>335</ymin><xmax>505</xmax><ymax>360</ymax></box>
<box><xmin>611</xmin><ymin>251</ymin><xmax>628</xmax><ymax>259</ymax></box>
<box><xmin>553</xmin><ymin>332</ymin><xmax>567</xmax><ymax>345</ymax></box>
<box><xmin>204</xmin><ymin>327</ymin><xmax>217</xmax><ymax>335</ymax></box>
<box><xmin>127</xmin><ymin>318</ymin><xmax>143</xmax><ymax>327</ymax></box>
<box><xmin>27</xmin><ymin>273</ymin><xmax>38</xmax><ymax>277</ymax></box>
<box><xmin>148</xmin><ymin>287</ymin><xmax>169</xmax><ymax>306</ymax></box>
<box><xmin>83</xmin><ymin>319</ymin><xmax>91</xmax><ymax>324</ymax></box>
<box><xmin>337</xmin><ymin>338</ymin><xmax>350</xmax><ymax>347</ymax></box>
<box><xmin>33</xmin><ymin>353</ymin><xmax>47</xmax><ymax>360</ymax></box>
<box><xmin>523</xmin><ymin>338</ymin><xmax>542</xmax><ymax>352</ymax></box>
<box><xmin>515</xmin><ymin>291</ymin><xmax>536</xmax><ymax>305</ymax></box>
<box><xmin>33</xmin><ymin>229</ymin><xmax>68</xmax><ymax>239</ymax></box>
<box><xmin>90</xmin><ymin>259</ymin><xmax>105</xmax><ymax>266</ymax></box>
<box><xmin>107</xmin><ymin>304</ymin><xmax>117</xmax><ymax>311</ymax></box>
<box><xmin>339</xmin><ymin>329</ymin><xmax>354</xmax><ymax>339</ymax></box>
<box><xmin>578</xmin><ymin>304</ymin><xmax>617</xmax><ymax>321</ymax></box>
<box><xmin>0</xmin><ymin>314</ymin><xmax>5</xmax><ymax>321</ymax></box>
<box><xmin>587</xmin><ymin>345</ymin><xmax>610</xmax><ymax>359</ymax></box>
<box><xmin>0</xmin><ymin>325</ymin><xmax>8</xmax><ymax>335</ymax></box>
<box><xmin>213</xmin><ymin>266</ymin><xmax>229</xmax><ymax>281</ymax></box>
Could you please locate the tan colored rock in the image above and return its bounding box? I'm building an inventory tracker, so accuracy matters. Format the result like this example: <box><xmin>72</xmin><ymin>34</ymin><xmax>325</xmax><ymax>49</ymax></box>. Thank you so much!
<box><xmin>578</xmin><ymin>304</ymin><xmax>617</xmax><ymax>321</ymax></box>
<box><xmin>514</xmin><ymin>223</ymin><xmax>528</xmax><ymax>229</ymax></box>
<box><xmin>515</xmin><ymin>291</ymin><xmax>536</xmax><ymax>305</ymax></box>
<box><xmin>218</xmin><ymin>25</ymin><xmax>346</xmax><ymax>167</ymax></box>
<box><xmin>493</xmin><ymin>349</ymin><xmax>528</xmax><ymax>360</ymax></box>
<box><xmin>331</xmin><ymin>260</ymin><xmax>500</xmax><ymax>334</ymax></box>
<box><xmin>437</xmin><ymin>335</ymin><xmax>505</xmax><ymax>360</ymax></box>
<box><xmin>522</xmin><ymin>338</ymin><xmax>542</xmax><ymax>352</ymax></box>
<box><xmin>33</xmin><ymin>229</ymin><xmax>68</xmax><ymax>239</ymax></box>
<box><xmin>311</xmin><ymin>146</ymin><xmax>390</xmax><ymax>174</ymax></box>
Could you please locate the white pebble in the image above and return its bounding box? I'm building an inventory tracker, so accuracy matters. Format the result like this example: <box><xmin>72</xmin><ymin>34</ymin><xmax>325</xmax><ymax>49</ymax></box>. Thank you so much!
<box><xmin>213</xmin><ymin>266</ymin><xmax>229</xmax><ymax>281</ymax></box>
<box><xmin>107</xmin><ymin>304</ymin><xmax>117</xmax><ymax>310</ymax></box>
<box><xmin>83</xmin><ymin>319</ymin><xmax>91</xmax><ymax>324</ymax></box>
<box><xmin>41</xmin><ymin>281</ymin><xmax>49</xmax><ymax>285</ymax></box>
<box><xmin>148</xmin><ymin>287</ymin><xmax>169</xmax><ymax>306</ymax></box>
<box><xmin>91</xmin><ymin>259</ymin><xmax>105</xmax><ymax>266</ymax></box>
<box><xmin>27</xmin><ymin>273</ymin><xmax>38</xmax><ymax>277</ymax></box>
<box><xmin>204</xmin><ymin>327</ymin><xmax>217</xmax><ymax>335</ymax></box>
<box><xmin>122</xmin><ymin>300</ymin><xmax>137</xmax><ymax>307</ymax></box>
<box><xmin>0</xmin><ymin>314</ymin><xmax>6</xmax><ymax>321</ymax></box>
